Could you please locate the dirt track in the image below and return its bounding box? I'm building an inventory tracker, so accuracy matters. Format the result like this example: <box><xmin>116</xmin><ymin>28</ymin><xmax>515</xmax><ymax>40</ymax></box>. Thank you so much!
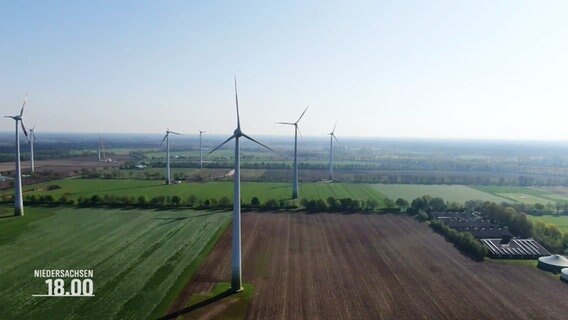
<box><xmin>168</xmin><ymin>213</ymin><xmax>568</xmax><ymax>319</ymax></box>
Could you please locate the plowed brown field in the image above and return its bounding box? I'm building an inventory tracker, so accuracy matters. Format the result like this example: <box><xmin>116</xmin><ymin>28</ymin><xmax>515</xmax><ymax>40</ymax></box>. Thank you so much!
<box><xmin>168</xmin><ymin>213</ymin><xmax>568</xmax><ymax>319</ymax></box>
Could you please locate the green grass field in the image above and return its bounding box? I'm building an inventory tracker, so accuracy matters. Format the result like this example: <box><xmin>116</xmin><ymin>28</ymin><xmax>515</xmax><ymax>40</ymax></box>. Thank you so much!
<box><xmin>527</xmin><ymin>215</ymin><xmax>568</xmax><ymax>233</ymax></box>
<box><xmin>0</xmin><ymin>206</ymin><xmax>231</xmax><ymax>319</ymax></box>
<box><xmin>371</xmin><ymin>184</ymin><xmax>508</xmax><ymax>203</ymax></box>
<box><xmin>118</xmin><ymin>167</ymin><xmax>267</xmax><ymax>180</ymax></box>
<box><xmin>19</xmin><ymin>179</ymin><xmax>388</xmax><ymax>206</ymax></box>
<box><xmin>474</xmin><ymin>186</ymin><xmax>568</xmax><ymax>205</ymax></box>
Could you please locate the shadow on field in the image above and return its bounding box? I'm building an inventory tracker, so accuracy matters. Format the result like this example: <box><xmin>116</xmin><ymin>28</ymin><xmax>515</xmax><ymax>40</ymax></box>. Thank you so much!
<box><xmin>267</xmin><ymin>185</ymin><xmax>288</xmax><ymax>190</ymax></box>
<box><xmin>156</xmin><ymin>289</ymin><xmax>235</xmax><ymax>320</ymax></box>
<box><xmin>0</xmin><ymin>215</ymin><xmax>15</xmax><ymax>220</ymax></box>
<box><xmin>153</xmin><ymin>210</ymin><xmax>228</xmax><ymax>226</ymax></box>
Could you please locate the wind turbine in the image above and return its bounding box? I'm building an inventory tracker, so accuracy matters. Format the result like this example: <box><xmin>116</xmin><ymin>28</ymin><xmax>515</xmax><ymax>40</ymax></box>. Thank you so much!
<box><xmin>97</xmin><ymin>137</ymin><xmax>106</xmax><ymax>162</ymax></box>
<box><xmin>276</xmin><ymin>106</ymin><xmax>308</xmax><ymax>199</ymax></box>
<box><xmin>198</xmin><ymin>128</ymin><xmax>206</xmax><ymax>169</ymax></box>
<box><xmin>161</xmin><ymin>129</ymin><xmax>181</xmax><ymax>184</ymax></box>
<box><xmin>28</xmin><ymin>126</ymin><xmax>37</xmax><ymax>174</ymax></box>
<box><xmin>4</xmin><ymin>95</ymin><xmax>30</xmax><ymax>216</ymax></box>
<box><xmin>328</xmin><ymin>122</ymin><xmax>339</xmax><ymax>181</ymax></box>
<box><xmin>209</xmin><ymin>77</ymin><xmax>278</xmax><ymax>292</ymax></box>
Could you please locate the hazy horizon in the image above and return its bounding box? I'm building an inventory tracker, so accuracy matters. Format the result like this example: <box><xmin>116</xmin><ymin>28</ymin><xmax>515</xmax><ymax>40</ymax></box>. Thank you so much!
<box><xmin>2</xmin><ymin>1</ymin><xmax>567</xmax><ymax>141</ymax></box>
<box><xmin>4</xmin><ymin>130</ymin><xmax>568</xmax><ymax>146</ymax></box>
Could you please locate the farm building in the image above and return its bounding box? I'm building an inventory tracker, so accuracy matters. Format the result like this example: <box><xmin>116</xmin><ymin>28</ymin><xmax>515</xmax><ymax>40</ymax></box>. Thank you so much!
<box><xmin>432</xmin><ymin>211</ymin><xmax>481</xmax><ymax>220</ymax></box>
<box><xmin>537</xmin><ymin>255</ymin><xmax>568</xmax><ymax>273</ymax></box>
<box><xmin>460</xmin><ymin>227</ymin><xmax>512</xmax><ymax>239</ymax></box>
<box><xmin>433</xmin><ymin>212</ymin><xmax>512</xmax><ymax>239</ymax></box>
<box><xmin>481</xmin><ymin>238</ymin><xmax>550</xmax><ymax>259</ymax></box>
<box><xmin>561</xmin><ymin>269</ymin><xmax>568</xmax><ymax>283</ymax></box>
<box><xmin>441</xmin><ymin>219</ymin><xmax>493</xmax><ymax>229</ymax></box>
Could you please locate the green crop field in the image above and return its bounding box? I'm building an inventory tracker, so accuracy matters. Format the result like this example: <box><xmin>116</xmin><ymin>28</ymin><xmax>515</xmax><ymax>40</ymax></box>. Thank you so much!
<box><xmin>530</xmin><ymin>186</ymin><xmax>568</xmax><ymax>203</ymax></box>
<box><xmin>0</xmin><ymin>206</ymin><xmax>231</xmax><ymax>319</ymax></box>
<box><xmin>371</xmin><ymin>184</ymin><xmax>508</xmax><ymax>203</ymax></box>
<box><xmin>17</xmin><ymin>179</ymin><xmax>388</xmax><ymax>206</ymax></box>
<box><xmin>494</xmin><ymin>193</ymin><xmax>552</xmax><ymax>205</ymax></box>
<box><xmin>474</xmin><ymin>186</ymin><xmax>568</xmax><ymax>205</ymax></box>
<box><xmin>118</xmin><ymin>167</ymin><xmax>267</xmax><ymax>180</ymax></box>
<box><xmin>527</xmin><ymin>215</ymin><xmax>568</xmax><ymax>233</ymax></box>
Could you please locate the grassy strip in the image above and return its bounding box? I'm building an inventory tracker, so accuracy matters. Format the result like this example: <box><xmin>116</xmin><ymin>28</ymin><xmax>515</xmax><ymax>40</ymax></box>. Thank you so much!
<box><xmin>149</xmin><ymin>216</ymin><xmax>232</xmax><ymax>319</ymax></box>
<box><xmin>487</xmin><ymin>258</ymin><xmax>538</xmax><ymax>268</ymax></box>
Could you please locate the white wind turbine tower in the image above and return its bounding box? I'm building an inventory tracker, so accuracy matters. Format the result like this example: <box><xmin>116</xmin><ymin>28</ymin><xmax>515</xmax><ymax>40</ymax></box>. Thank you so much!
<box><xmin>328</xmin><ymin>122</ymin><xmax>339</xmax><ymax>181</ymax></box>
<box><xmin>276</xmin><ymin>106</ymin><xmax>308</xmax><ymax>199</ymax></box>
<box><xmin>161</xmin><ymin>129</ymin><xmax>181</xmax><ymax>184</ymax></box>
<box><xmin>209</xmin><ymin>77</ymin><xmax>279</xmax><ymax>292</ymax></box>
<box><xmin>4</xmin><ymin>95</ymin><xmax>30</xmax><ymax>216</ymax></box>
<box><xmin>198</xmin><ymin>128</ymin><xmax>206</xmax><ymax>169</ymax></box>
<box><xmin>97</xmin><ymin>137</ymin><xmax>106</xmax><ymax>162</ymax></box>
<box><xmin>28</xmin><ymin>126</ymin><xmax>38</xmax><ymax>174</ymax></box>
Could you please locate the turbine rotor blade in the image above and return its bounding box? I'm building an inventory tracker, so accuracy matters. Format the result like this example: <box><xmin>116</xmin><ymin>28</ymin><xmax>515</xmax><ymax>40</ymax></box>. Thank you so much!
<box><xmin>276</xmin><ymin>122</ymin><xmax>295</xmax><ymax>125</ymax></box>
<box><xmin>297</xmin><ymin>126</ymin><xmax>303</xmax><ymax>139</ymax></box>
<box><xmin>21</xmin><ymin>121</ymin><xmax>29</xmax><ymax>142</ymax></box>
<box><xmin>160</xmin><ymin>133</ymin><xmax>168</xmax><ymax>146</ymax></box>
<box><xmin>208</xmin><ymin>135</ymin><xmax>236</xmax><ymax>154</ymax></box>
<box><xmin>169</xmin><ymin>131</ymin><xmax>181</xmax><ymax>135</ymax></box>
<box><xmin>332</xmin><ymin>133</ymin><xmax>340</xmax><ymax>144</ymax></box>
<box><xmin>242</xmin><ymin>133</ymin><xmax>288</xmax><ymax>159</ymax></box>
<box><xmin>20</xmin><ymin>94</ymin><xmax>28</xmax><ymax>117</ymax></box>
<box><xmin>234</xmin><ymin>76</ymin><xmax>241</xmax><ymax>129</ymax></box>
<box><xmin>296</xmin><ymin>105</ymin><xmax>309</xmax><ymax>123</ymax></box>
<box><xmin>332</xmin><ymin>122</ymin><xmax>337</xmax><ymax>134</ymax></box>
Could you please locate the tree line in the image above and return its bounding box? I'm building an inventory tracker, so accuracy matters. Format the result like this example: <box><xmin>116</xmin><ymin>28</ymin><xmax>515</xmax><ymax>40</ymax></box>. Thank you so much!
<box><xmin>300</xmin><ymin>197</ymin><xmax>381</xmax><ymax>213</ymax></box>
<box><xmin>429</xmin><ymin>220</ymin><xmax>488</xmax><ymax>261</ymax></box>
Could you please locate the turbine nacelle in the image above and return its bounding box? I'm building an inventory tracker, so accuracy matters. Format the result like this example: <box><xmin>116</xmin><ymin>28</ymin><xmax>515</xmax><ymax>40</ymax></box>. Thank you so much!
<box><xmin>5</xmin><ymin>115</ymin><xmax>22</xmax><ymax>121</ymax></box>
<box><xmin>161</xmin><ymin>129</ymin><xmax>181</xmax><ymax>146</ymax></box>
<box><xmin>209</xmin><ymin>77</ymin><xmax>283</xmax><ymax>158</ymax></box>
<box><xmin>5</xmin><ymin>95</ymin><xmax>30</xmax><ymax>142</ymax></box>
<box><xmin>234</xmin><ymin>128</ymin><xmax>243</xmax><ymax>137</ymax></box>
<box><xmin>329</xmin><ymin>122</ymin><xmax>340</xmax><ymax>144</ymax></box>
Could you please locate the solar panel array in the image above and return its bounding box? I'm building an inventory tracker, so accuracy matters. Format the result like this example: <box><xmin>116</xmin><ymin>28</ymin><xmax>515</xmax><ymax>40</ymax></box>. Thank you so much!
<box><xmin>481</xmin><ymin>238</ymin><xmax>550</xmax><ymax>258</ymax></box>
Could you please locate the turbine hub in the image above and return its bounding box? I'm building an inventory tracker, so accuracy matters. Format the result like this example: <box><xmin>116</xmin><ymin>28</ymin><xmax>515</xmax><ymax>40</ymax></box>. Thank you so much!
<box><xmin>234</xmin><ymin>128</ymin><xmax>242</xmax><ymax>137</ymax></box>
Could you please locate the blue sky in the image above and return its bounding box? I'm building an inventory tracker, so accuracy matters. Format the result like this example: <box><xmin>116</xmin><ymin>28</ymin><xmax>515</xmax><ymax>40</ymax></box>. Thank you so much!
<box><xmin>1</xmin><ymin>1</ymin><xmax>567</xmax><ymax>140</ymax></box>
